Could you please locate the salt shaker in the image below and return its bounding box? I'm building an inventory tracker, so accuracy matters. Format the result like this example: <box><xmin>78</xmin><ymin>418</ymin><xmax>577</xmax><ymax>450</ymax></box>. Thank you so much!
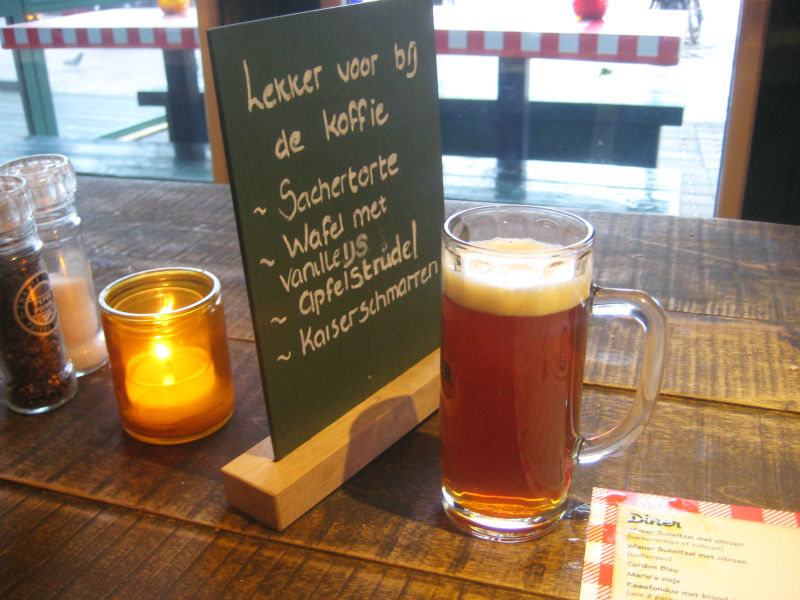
<box><xmin>0</xmin><ymin>155</ymin><xmax>108</xmax><ymax>376</ymax></box>
<box><xmin>0</xmin><ymin>175</ymin><xmax>78</xmax><ymax>413</ymax></box>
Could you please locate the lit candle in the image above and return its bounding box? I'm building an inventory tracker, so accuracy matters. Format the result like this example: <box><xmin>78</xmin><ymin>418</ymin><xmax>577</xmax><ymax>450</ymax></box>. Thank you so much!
<box><xmin>124</xmin><ymin>343</ymin><xmax>217</xmax><ymax>428</ymax></box>
<box><xmin>99</xmin><ymin>267</ymin><xmax>235</xmax><ymax>444</ymax></box>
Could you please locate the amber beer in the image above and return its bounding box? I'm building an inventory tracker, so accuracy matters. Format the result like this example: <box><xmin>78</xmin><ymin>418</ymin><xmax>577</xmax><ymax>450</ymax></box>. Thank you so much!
<box><xmin>441</xmin><ymin>206</ymin><xmax>667</xmax><ymax>543</ymax></box>
<box><xmin>440</xmin><ymin>237</ymin><xmax>592</xmax><ymax>537</ymax></box>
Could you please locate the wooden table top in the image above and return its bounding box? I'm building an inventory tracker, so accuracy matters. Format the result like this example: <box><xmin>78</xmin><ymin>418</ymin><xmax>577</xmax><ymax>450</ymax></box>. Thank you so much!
<box><xmin>2</xmin><ymin>176</ymin><xmax>799</xmax><ymax>599</ymax></box>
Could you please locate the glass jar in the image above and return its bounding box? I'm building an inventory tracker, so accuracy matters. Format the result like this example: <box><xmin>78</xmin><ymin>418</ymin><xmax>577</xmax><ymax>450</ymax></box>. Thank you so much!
<box><xmin>0</xmin><ymin>175</ymin><xmax>78</xmax><ymax>414</ymax></box>
<box><xmin>0</xmin><ymin>155</ymin><xmax>108</xmax><ymax>376</ymax></box>
<box><xmin>99</xmin><ymin>268</ymin><xmax>235</xmax><ymax>444</ymax></box>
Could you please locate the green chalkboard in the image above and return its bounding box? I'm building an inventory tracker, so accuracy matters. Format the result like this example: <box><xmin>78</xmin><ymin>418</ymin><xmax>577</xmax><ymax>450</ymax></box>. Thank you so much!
<box><xmin>208</xmin><ymin>0</ymin><xmax>444</xmax><ymax>459</ymax></box>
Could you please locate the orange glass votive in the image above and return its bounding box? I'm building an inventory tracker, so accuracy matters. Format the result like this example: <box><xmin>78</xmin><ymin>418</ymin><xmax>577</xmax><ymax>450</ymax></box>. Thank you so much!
<box><xmin>99</xmin><ymin>268</ymin><xmax>234</xmax><ymax>444</ymax></box>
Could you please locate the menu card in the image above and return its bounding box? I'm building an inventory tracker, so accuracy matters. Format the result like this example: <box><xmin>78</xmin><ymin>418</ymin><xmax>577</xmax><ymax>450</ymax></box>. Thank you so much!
<box><xmin>580</xmin><ymin>488</ymin><xmax>800</xmax><ymax>600</ymax></box>
<box><xmin>207</xmin><ymin>0</ymin><xmax>443</xmax><ymax>458</ymax></box>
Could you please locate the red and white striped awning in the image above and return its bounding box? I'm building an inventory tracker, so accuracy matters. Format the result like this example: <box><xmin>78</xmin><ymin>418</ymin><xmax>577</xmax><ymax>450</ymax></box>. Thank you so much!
<box><xmin>1</xmin><ymin>4</ymin><xmax>683</xmax><ymax>65</ymax></box>
<box><xmin>1</xmin><ymin>8</ymin><xmax>198</xmax><ymax>51</ymax></box>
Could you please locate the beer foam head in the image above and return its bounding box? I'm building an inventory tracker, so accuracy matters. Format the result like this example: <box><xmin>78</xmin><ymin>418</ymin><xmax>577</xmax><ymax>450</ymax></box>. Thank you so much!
<box><xmin>443</xmin><ymin>237</ymin><xmax>592</xmax><ymax>317</ymax></box>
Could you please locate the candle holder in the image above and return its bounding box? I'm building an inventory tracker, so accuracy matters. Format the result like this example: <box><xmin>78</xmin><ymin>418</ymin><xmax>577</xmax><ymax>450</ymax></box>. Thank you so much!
<box><xmin>99</xmin><ymin>268</ymin><xmax>235</xmax><ymax>444</ymax></box>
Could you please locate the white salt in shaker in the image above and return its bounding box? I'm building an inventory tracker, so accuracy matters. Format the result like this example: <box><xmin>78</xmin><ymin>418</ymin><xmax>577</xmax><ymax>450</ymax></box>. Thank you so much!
<box><xmin>0</xmin><ymin>155</ymin><xmax>108</xmax><ymax>376</ymax></box>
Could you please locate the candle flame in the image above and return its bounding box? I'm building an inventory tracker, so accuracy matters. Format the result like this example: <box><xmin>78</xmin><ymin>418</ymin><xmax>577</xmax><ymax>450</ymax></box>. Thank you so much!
<box><xmin>159</xmin><ymin>299</ymin><xmax>174</xmax><ymax>314</ymax></box>
<box><xmin>154</xmin><ymin>343</ymin><xmax>175</xmax><ymax>385</ymax></box>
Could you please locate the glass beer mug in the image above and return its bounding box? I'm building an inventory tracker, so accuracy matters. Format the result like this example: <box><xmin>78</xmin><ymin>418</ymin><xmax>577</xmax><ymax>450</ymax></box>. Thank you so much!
<box><xmin>440</xmin><ymin>206</ymin><xmax>667</xmax><ymax>542</ymax></box>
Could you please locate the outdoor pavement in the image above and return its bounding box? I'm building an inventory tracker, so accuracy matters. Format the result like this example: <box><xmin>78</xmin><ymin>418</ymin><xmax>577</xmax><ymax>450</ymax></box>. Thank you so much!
<box><xmin>0</xmin><ymin>0</ymin><xmax>742</xmax><ymax>218</ymax></box>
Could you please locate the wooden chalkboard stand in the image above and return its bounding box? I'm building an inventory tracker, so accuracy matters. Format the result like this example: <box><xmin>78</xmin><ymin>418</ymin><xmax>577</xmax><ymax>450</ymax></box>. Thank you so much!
<box><xmin>221</xmin><ymin>350</ymin><xmax>439</xmax><ymax>530</ymax></box>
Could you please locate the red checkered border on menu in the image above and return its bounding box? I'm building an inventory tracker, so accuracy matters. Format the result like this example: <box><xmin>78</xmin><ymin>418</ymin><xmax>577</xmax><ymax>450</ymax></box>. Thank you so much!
<box><xmin>579</xmin><ymin>487</ymin><xmax>800</xmax><ymax>600</ymax></box>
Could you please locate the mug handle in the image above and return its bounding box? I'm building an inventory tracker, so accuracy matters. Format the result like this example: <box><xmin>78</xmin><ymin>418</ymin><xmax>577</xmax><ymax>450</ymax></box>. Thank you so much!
<box><xmin>576</xmin><ymin>284</ymin><xmax>668</xmax><ymax>465</ymax></box>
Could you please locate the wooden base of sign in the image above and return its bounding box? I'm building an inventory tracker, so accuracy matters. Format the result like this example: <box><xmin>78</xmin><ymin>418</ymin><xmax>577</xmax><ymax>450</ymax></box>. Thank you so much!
<box><xmin>221</xmin><ymin>350</ymin><xmax>440</xmax><ymax>530</ymax></box>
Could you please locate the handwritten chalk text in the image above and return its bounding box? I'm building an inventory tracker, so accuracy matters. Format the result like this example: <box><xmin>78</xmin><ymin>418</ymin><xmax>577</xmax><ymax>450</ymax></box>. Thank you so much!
<box><xmin>322</xmin><ymin>97</ymin><xmax>388</xmax><ymax>141</ymax></box>
<box><xmin>298</xmin><ymin>258</ymin><xmax>438</xmax><ymax>356</ymax></box>
<box><xmin>277</xmin><ymin>152</ymin><xmax>399</xmax><ymax>221</ymax></box>
<box><xmin>244</xmin><ymin>59</ymin><xmax>323</xmax><ymax>112</ymax></box>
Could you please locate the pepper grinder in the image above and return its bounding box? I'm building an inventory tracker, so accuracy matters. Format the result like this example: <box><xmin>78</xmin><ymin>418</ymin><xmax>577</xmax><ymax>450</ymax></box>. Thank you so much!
<box><xmin>0</xmin><ymin>175</ymin><xmax>78</xmax><ymax>413</ymax></box>
<box><xmin>0</xmin><ymin>155</ymin><xmax>108</xmax><ymax>376</ymax></box>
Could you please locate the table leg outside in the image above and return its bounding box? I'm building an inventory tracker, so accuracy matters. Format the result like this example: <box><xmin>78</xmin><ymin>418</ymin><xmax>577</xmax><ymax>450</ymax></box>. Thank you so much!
<box><xmin>497</xmin><ymin>57</ymin><xmax>530</xmax><ymax>161</ymax></box>
<box><xmin>163</xmin><ymin>49</ymin><xmax>207</xmax><ymax>144</ymax></box>
<box><xmin>496</xmin><ymin>57</ymin><xmax>530</xmax><ymax>200</ymax></box>
<box><xmin>12</xmin><ymin>48</ymin><xmax>58</xmax><ymax>136</ymax></box>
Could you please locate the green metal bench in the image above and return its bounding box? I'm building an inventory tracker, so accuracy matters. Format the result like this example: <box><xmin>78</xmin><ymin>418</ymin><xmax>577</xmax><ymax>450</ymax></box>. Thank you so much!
<box><xmin>440</xmin><ymin>92</ymin><xmax>684</xmax><ymax>169</ymax></box>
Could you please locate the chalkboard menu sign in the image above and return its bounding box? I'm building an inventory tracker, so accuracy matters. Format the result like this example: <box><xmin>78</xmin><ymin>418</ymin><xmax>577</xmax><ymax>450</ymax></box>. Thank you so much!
<box><xmin>208</xmin><ymin>0</ymin><xmax>444</xmax><ymax>459</ymax></box>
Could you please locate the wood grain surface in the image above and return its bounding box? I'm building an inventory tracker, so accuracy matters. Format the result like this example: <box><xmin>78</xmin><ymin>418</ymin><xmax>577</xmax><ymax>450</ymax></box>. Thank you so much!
<box><xmin>1</xmin><ymin>176</ymin><xmax>798</xmax><ymax>599</ymax></box>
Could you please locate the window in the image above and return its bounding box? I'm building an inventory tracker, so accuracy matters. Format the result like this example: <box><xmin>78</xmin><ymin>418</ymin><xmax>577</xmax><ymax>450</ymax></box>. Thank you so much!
<box><xmin>1</xmin><ymin>0</ymin><xmax>748</xmax><ymax>218</ymax></box>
